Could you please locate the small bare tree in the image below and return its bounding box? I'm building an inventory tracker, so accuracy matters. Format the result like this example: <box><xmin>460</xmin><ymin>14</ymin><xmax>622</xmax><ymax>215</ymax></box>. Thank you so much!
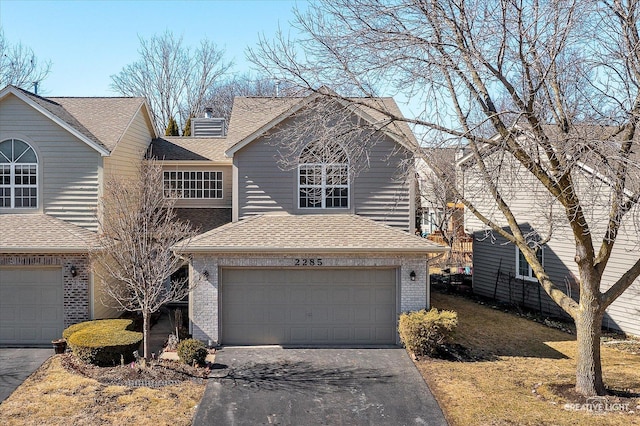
<box><xmin>249</xmin><ymin>0</ymin><xmax>640</xmax><ymax>396</ymax></box>
<box><xmin>92</xmin><ymin>160</ymin><xmax>197</xmax><ymax>360</ymax></box>
<box><xmin>110</xmin><ymin>31</ymin><xmax>232</xmax><ymax>133</ymax></box>
<box><xmin>0</xmin><ymin>30</ymin><xmax>51</xmax><ymax>90</ymax></box>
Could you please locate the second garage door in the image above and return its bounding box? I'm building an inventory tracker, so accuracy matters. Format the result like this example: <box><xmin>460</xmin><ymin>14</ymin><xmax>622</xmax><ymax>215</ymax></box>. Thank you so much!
<box><xmin>220</xmin><ymin>268</ymin><xmax>397</xmax><ymax>345</ymax></box>
<box><xmin>0</xmin><ymin>267</ymin><xmax>64</xmax><ymax>345</ymax></box>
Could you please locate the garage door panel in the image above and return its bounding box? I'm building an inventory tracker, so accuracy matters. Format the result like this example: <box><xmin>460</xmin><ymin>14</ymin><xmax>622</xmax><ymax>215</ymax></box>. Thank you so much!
<box><xmin>0</xmin><ymin>267</ymin><xmax>64</xmax><ymax>345</ymax></box>
<box><xmin>221</xmin><ymin>268</ymin><xmax>396</xmax><ymax>345</ymax></box>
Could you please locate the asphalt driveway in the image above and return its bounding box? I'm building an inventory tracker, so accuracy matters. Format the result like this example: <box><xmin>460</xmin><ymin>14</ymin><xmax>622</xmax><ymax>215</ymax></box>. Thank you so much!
<box><xmin>194</xmin><ymin>347</ymin><xmax>447</xmax><ymax>425</ymax></box>
<box><xmin>0</xmin><ymin>348</ymin><xmax>51</xmax><ymax>402</ymax></box>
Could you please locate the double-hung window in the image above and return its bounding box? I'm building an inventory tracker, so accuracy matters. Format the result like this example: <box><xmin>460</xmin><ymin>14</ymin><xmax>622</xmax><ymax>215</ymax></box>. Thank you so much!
<box><xmin>0</xmin><ymin>139</ymin><xmax>38</xmax><ymax>209</ymax></box>
<box><xmin>298</xmin><ymin>142</ymin><xmax>349</xmax><ymax>209</ymax></box>
<box><xmin>516</xmin><ymin>246</ymin><xmax>544</xmax><ymax>281</ymax></box>
<box><xmin>163</xmin><ymin>171</ymin><xmax>223</xmax><ymax>199</ymax></box>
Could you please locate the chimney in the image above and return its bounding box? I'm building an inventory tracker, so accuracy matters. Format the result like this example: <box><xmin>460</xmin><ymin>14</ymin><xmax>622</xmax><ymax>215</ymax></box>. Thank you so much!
<box><xmin>192</xmin><ymin>115</ymin><xmax>227</xmax><ymax>137</ymax></box>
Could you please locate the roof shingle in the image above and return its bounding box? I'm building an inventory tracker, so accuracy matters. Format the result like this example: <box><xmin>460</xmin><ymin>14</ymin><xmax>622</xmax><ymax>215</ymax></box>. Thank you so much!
<box><xmin>0</xmin><ymin>214</ymin><xmax>98</xmax><ymax>253</ymax></box>
<box><xmin>178</xmin><ymin>214</ymin><xmax>447</xmax><ymax>253</ymax></box>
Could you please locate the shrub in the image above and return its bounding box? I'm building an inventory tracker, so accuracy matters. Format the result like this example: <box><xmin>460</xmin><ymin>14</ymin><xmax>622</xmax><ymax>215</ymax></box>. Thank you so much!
<box><xmin>65</xmin><ymin>319</ymin><xmax>142</xmax><ymax>366</ymax></box>
<box><xmin>177</xmin><ymin>338</ymin><xmax>207</xmax><ymax>366</ymax></box>
<box><xmin>398</xmin><ymin>308</ymin><xmax>458</xmax><ymax>358</ymax></box>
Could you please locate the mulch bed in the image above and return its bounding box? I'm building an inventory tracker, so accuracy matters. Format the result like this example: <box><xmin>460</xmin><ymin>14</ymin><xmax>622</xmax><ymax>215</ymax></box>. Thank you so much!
<box><xmin>59</xmin><ymin>353</ymin><xmax>210</xmax><ymax>388</ymax></box>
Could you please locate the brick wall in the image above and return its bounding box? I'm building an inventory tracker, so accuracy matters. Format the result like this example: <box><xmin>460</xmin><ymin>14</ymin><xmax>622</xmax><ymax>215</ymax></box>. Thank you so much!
<box><xmin>0</xmin><ymin>253</ymin><xmax>91</xmax><ymax>327</ymax></box>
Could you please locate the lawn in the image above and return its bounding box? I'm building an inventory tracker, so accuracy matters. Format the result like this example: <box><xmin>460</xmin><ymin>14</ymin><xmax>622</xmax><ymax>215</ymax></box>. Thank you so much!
<box><xmin>419</xmin><ymin>291</ymin><xmax>640</xmax><ymax>425</ymax></box>
<box><xmin>0</xmin><ymin>355</ymin><xmax>205</xmax><ymax>426</ymax></box>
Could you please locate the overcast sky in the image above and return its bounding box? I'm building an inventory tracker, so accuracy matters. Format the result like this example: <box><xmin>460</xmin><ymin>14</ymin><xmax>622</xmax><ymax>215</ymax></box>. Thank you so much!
<box><xmin>0</xmin><ymin>0</ymin><xmax>305</xmax><ymax>96</ymax></box>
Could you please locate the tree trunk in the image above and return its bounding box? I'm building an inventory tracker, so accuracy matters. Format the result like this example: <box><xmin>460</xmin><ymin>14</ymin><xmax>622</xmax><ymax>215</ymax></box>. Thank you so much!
<box><xmin>142</xmin><ymin>310</ymin><xmax>150</xmax><ymax>361</ymax></box>
<box><xmin>574</xmin><ymin>305</ymin><xmax>606</xmax><ymax>396</ymax></box>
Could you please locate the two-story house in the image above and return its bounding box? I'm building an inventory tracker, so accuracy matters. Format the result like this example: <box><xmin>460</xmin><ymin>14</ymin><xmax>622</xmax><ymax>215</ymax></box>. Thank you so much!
<box><xmin>0</xmin><ymin>85</ymin><xmax>156</xmax><ymax>345</ymax></box>
<box><xmin>1</xmin><ymin>85</ymin><xmax>446</xmax><ymax>347</ymax></box>
<box><xmin>158</xmin><ymin>92</ymin><xmax>447</xmax><ymax>346</ymax></box>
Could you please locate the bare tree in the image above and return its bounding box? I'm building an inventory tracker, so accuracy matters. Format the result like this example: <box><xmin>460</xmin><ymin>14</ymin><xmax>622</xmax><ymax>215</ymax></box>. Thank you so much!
<box><xmin>110</xmin><ymin>31</ymin><xmax>232</xmax><ymax>133</ymax></box>
<box><xmin>92</xmin><ymin>161</ymin><xmax>197</xmax><ymax>360</ymax></box>
<box><xmin>249</xmin><ymin>0</ymin><xmax>640</xmax><ymax>396</ymax></box>
<box><xmin>0</xmin><ymin>30</ymin><xmax>51</xmax><ymax>90</ymax></box>
<box><xmin>203</xmin><ymin>74</ymin><xmax>280</xmax><ymax>122</ymax></box>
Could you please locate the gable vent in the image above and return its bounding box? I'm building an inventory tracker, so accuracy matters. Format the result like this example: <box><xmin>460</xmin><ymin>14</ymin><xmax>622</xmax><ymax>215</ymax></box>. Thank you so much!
<box><xmin>192</xmin><ymin>117</ymin><xmax>227</xmax><ymax>137</ymax></box>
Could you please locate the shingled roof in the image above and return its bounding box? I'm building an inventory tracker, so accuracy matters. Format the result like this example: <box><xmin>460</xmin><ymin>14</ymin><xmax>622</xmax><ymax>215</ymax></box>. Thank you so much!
<box><xmin>0</xmin><ymin>214</ymin><xmax>98</xmax><ymax>253</ymax></box>
<box><xmin>149</xmin><ymin>137</ymin><xmax>231</xmax><ymax>162</ymax></box>
<box><xmin>177</xmin><ymin>214</ymin><xmax>448</xmax><ymax>254</ymax></box>
<box><xmin>2</xmin><ymin>85</ymin><xmax>150</xmax><ymax>154</ymax></box>
<box><xmin>225</xmin><ymin>93</ymin><xmax>418</xmax><ymax>155</ymax></box>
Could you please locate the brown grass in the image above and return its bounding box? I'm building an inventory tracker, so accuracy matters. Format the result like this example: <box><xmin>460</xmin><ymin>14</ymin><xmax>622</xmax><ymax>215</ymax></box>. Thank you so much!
<box><xmin>418</xmin><ymin>292</ymin><xmax>640</xmax><ymax>425</ymax></box>
<box><xmin>0</xmin><ymin>356</ymin><xmax>205</xmax><ymax>426</ymax></box>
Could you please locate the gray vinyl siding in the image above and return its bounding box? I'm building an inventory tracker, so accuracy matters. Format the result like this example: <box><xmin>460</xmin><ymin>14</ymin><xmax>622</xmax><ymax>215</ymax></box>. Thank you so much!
<box><xmin>463</xmin><ymin>152</ymin><xmax>640</xmax><ymax>336</ymax></box>
<box><xmin>103</xmin><ymin>107</ymin><xmax>153</xmax><ymax>179</ymax></box>
<box><xmin>235</xmin><ymin>119</ymin><xmax>413</xmax><ymax>231</ymax></box>
<box><xmin>472</xmin><ymin>231</ymin><xmax>575</xmax><ymax>320</ymax></box>
<box><xmin>162</xmin><ymin>164</ymin><xmax>232</xmax><ymax>208</ymax></box>
<box><xmin>0</xmin><ymin>93</ymin><xmax>102</xmax><ymax>231</ymax></box>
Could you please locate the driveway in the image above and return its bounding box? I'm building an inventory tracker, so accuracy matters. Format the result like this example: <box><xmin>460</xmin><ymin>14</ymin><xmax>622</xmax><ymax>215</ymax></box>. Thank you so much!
<box><xmin>0</xmin><ymin>348</ymin><xmax>51</xmax><ymax>402</ymax></box>
<box><xmin>194</xmin><ymin>347</ymin><xmax>447</xmax><ymax>425</ymax></box>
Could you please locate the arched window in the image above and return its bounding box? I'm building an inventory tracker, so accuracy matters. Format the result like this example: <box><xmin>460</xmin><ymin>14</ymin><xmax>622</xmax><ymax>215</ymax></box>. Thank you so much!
<box><xmin>0</xmin><ymin>139</ymin><xmax>38</xmax><ymax>208</ymax></box>
<box><xmin>298</xmin><ymin>142</ymin><xmax>349</xmax><ymax>209</ymax></box>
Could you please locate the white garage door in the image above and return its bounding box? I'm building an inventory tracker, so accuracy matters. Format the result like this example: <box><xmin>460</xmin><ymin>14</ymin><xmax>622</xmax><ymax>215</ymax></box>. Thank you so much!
<box><xmin>0</xmin><ymin>267</ymin><xmax>64</xmax><ymax>345</ymax></box>
<box><xmin>221</xmin><ymin>268</ymin><xmax>397</xmax><ymax>345</ymax></box>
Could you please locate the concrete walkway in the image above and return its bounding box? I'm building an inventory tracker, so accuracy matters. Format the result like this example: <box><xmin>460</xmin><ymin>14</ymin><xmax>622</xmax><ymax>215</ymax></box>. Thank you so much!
<box><xmin>193</xmin><ymin>347</ymin><xmax>448</xmax><ymax>426</ymax></box>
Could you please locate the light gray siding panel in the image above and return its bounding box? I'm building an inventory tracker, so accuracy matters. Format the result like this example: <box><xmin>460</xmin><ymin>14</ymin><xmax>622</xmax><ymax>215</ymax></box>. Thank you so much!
<box><xmin>0</xmin><ymin>94</ymin><xmax>102</xmax><ymax>230</ymax></box>
<box><xmin>235</xmin><ymin>117</ymin><xmax>413</xmax><ymax>231</ymax></box>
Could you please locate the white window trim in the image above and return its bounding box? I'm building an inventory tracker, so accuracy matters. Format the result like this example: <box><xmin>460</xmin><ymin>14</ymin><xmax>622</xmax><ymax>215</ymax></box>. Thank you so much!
<box><xmin>0</xmin><ymin>139</ymin><xmax>39</xmax><ymax>209</ymax></box>
<box><xmin>515</xmin><ymin>246</ymin><xmax>544</xmax><ymax>282</ymax></box>
<box><xmin>298</xmin><ymin>162</ymin><xmax>350</xmax><ymax>209</ymax></box>
<box><xmin>163</xmin><ymin>170</ymin><xmax>224</xmax><ymax>200</ymax></box>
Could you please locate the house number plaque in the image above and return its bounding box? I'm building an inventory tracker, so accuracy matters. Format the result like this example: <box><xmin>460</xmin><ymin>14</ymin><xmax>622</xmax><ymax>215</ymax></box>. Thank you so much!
<box><xmin>293</xmin><ymin>258</ymin><xmax>323</xmax><ymax>266</ymax></box>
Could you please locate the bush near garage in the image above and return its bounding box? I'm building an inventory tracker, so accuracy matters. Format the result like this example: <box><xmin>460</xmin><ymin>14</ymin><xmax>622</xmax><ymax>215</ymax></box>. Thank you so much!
<box><xmin>63</xmin><ymin>319</ymin><xmax>142</xmax><ymax>366</ymax></box>
<box><xmin>398</xmin><ymin>308</ymin><xmax>458</xmax><ymax>358</ymax></box>
<box><xmin>177</xmin><ymin>338</ymin><xmax>208</xmax><ymax>366</ymax></box>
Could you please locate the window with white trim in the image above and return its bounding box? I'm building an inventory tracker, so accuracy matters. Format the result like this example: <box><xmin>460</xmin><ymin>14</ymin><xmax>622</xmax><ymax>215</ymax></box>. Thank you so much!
<box><xmin>298</xmin><ymin>142</ymin><xmax>349</xmax><ymax>209</ymax></box>
<box><xmin>0</xmin><ymin>139</ymin><xmax>38</xmax><ymax>208</ymax></box>
<box><xmin>516</xmin><ymin>246</ymin><xmax>544</xmax><ymax>281</ymax></box>
<box><xmin>163</xmin><ymin>171</ymin><xmax>223</xmax><ymax>199</ymax></box>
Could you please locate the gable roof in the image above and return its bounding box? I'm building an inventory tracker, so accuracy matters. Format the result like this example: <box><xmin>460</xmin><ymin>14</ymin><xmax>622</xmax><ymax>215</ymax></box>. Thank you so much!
<box><xmin>225</xmin><ymin>91</ymin><xmax>418</xmax><ymax>157</ymax></box>
<box><xmin>176</xmin><ymin>214</ymin><xmax>448</xmax><ymax>254</ymax></box>
<box><xmin>0</xmin><ymin>85</ymin><xmax>153</xmax><ymax>155</ymax></box>
<box><xmin>149</xmin><ymin>137</ymin><xmax>231</xmax><ymax>163</ymax></box>
<box><xmin>0</xmin><ymin>214</ymin><xmax>98</xmax><ymax>253</ymax></box>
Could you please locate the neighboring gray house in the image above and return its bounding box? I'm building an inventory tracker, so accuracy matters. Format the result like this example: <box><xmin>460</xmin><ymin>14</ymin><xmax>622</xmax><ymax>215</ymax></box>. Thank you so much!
<box><xmin>0</xmin><ymin>85</ymin><xmax>156</xmax><ymax>345</ymax></box>
<box><xmin>459</xmin><ymin>134</ymin><xmax>640</xmax><ymax>336</ymax></box>
<box><xmin>170</xmin><ymin>92</ymin><xmax>447</xmax><ymax>346</ymax></box>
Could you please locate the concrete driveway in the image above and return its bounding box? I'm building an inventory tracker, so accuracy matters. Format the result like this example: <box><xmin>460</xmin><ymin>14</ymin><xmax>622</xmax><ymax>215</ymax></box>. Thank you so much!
<box><xmin>0</xmin><ymin>348</ymin><xmax>51</xmax><ymax>402</ymax></box>
<box><xmin>194</xmin><ymin>347</ymin><xmax>447</xmax><ymax>426</ymax></box>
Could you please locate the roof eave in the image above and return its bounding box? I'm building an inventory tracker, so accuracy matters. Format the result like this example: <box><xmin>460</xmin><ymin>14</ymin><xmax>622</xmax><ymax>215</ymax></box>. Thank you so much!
<box><xmin>174</xmin><ymin>246</ymin><xmax>449</xmax><ymax>254</ymax></box>
<box><xmin>0</xmin><ymin>247</ymin><xmax>93</xmax><ymax>254</ymax></box>
<box><xmin>0</xmin><ymin>86</ymin><xmax>112</xmax><ymax>156</ymax></box>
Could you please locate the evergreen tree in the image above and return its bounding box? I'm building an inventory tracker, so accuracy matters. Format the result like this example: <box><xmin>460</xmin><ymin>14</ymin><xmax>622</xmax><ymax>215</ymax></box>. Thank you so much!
<box><xmin>165</xmin><ymin>117</ymin><xmax>179</xmax><ymax>136</ymax></box>
<box><xmin>182</xmin><ymin>116</ymin><xmax>192</xmax><ymax>136</ymax></box>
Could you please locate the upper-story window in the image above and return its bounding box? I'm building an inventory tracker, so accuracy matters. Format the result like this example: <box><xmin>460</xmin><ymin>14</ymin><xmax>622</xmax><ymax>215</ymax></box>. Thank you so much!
<box><xmin>0</xmin><ymin>139</ymin><xmax>38</xmax><ymax>208</ymax></box>
<box><xmin>516</xmin><ymin>246</ymin><xmax>544</xmax><ymax>281</ymax></box>
<box><xmin>298</xmin><ymin>142</ymin><xmax>349</xmax><ymax>209</ymax></box>
<box><xmin>163</xmin><ymin>171</ymin><xmax>223</xmax><ymax>199</ymax></box>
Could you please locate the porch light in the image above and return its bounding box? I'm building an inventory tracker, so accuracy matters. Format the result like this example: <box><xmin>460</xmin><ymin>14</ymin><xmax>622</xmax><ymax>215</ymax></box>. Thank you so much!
<box><xmin>410</xmin><ymin>271</ymin><xmax>416</xmax><ymax>281</ymax></box>
<box><xmin>70</xmin><ymin>265</ymin><xmax>77</xmax><ymax>277</ymax></box>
